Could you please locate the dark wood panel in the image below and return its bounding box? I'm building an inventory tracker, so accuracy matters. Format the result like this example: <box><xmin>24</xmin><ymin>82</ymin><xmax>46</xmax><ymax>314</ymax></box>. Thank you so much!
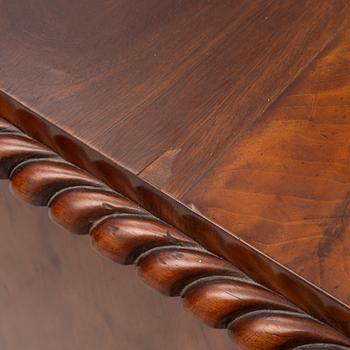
<box><xmin>0</xmin><ymin>180</ymin><xmax>234</xmax><ymax>350</ymax></box>
<box><xmin>0</xmin><ymin>0</ymin><xmax>348</xmax><ymax>195</ymax></box>
<box><xmin>183</xmin><ymin>24</ymin><xmax>350</xmax><ymax>306</ymax></box>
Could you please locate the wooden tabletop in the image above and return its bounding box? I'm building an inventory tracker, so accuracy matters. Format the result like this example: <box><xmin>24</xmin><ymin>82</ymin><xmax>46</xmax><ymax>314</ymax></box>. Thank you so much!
<box><xmin>1</xmin><ymin>0</ymin><xmax>350</xmax><ymax>343</ymax></box>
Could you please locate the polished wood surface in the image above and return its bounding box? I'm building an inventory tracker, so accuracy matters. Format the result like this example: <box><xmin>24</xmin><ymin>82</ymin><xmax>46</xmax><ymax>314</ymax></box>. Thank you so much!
<box><xmin>2</xmin><ymin>118</ymin><xmax>349</xmax><ymax>350</ymax></box>
<box><xmin>0</xmin><ymin>0</ymin><xmax>347</xmax><ymax>189</ymax></box>
<box><xmin>1</xmin><ymin>0</ymin><xmax>350</xmax><ymax>347</ymax></box>
<box><xmin>184</xmin><ymin>23</ymin><xmax>350</xmax><ymax>305</ymax></box>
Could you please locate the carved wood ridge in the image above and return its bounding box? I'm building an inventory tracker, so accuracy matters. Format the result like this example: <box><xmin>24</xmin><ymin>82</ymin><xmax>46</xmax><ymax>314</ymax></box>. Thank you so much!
<box><xmin>0</xmin><ymin>117</ymin><xmax>349</xmax><ymax>350</ymax></box>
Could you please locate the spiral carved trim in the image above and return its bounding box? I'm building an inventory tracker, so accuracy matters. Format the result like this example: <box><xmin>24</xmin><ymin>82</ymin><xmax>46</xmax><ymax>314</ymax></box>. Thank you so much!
<box><xmin>0</xmin><ymin>117</ymin><xmax>350</xmax><ymax>350</ymax></box>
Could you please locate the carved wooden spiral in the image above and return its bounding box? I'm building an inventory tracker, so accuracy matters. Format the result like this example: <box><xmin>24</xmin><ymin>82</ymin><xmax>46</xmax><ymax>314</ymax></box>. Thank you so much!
<box><xmin>1</xmin><ymin>117</ymin><xmax>350</xmax><ymax>350</ymax></box>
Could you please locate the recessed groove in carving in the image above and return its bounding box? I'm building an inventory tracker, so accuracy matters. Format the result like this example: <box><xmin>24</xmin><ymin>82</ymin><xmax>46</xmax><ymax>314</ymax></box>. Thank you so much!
<box><xmin>10</xmin><ymin>158</ymin><xmax>105</xmax><ymax>205</ymax></box>
<box><xmin>0</xmin><ymin>119</ymin><xmax>19</xmax><ymax>132</ymax></box>
<box><xmin>228</xmin><ymin>310</ymin><xmax>350</xmax><ymax>350</ymax></box>
<box><xmin>0</xmin><ymin>134</ymin><xmax>57</xmax><ymax>178</ymax></box>
<box><xmin>0</xmin><ymin>116</ymin><xmax>350</xmax><ymax>350</ymax></box>
<box><xmin>91</xmin><ymin>215</ymin><xmax>196</xmax><ymax>264</ymax></box>
<box><xmin>49</xmin><ymin>187</ymin><xmax>148</xmax><ymax>234</ymax></box>
<box><xmin>294</xmin><ymin>345</ymin><xmax>350</xmax><ymax>350</ymax></box>
<box><xmin>137</xmin><ymin>246</ymin><xmax>245</xmax><ymax>296</ymax></box>
<box><xmin>182</xmin><ymin>276</ymin><xmax>300</xmax><ymax>328</ymax></box>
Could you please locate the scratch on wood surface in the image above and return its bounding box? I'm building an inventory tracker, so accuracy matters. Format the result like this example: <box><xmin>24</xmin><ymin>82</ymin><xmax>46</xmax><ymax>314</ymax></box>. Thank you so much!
<box><xmin>140</xmin><ymin>149</ymin><xmax>181</xmax><ymax>188</ymax></box>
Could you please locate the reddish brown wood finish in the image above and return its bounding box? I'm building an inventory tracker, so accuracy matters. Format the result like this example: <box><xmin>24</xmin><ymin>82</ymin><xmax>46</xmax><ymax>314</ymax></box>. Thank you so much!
<box><xmin>50</xmin><ymin>188</ymin><xmax>147</xmax><ymax>235</ymax></box>
<box><xmin>1</xmin><ymin>118</ymin><xmax>350</xmax><ymax>350</ymax></box>
<box><xmin>11</xmin><ymin>160</ymin><xmax>105</xmax><ymax>205</ymax></box>
<box><xmin>0</xmin><ymin>0</ymin><xmax>346</xmax><ymax>187</ymax></box>
<box><xmin>183</xmin><ymin>23</ymin><xmax>350</xmax><ymax>306</ymax></box>
<box><xmin>1</xmin><ymin>0</ymin><xmax>350</xmax><ymax>347</ymax></box>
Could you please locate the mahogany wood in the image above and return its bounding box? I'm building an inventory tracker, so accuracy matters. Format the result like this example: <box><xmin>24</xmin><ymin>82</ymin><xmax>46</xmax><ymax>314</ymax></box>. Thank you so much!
<box><xmin>183</xmin><ymin>22</ymin><xmax>350</xmax><ymax>306</ymax></box>
<box><xmin>0</xmin><ymin>0</ymin><xmax>347</xmax><ymax>190</ymax></box>
<box><xmin>1</xmin><ymin>118</ymin><xmax>350</xmax><ymax>350</ymax></box>
<box><xmin>1</xmin><ymin>1</ymin><xmax>350</xmax><ymax>348</ymax></box>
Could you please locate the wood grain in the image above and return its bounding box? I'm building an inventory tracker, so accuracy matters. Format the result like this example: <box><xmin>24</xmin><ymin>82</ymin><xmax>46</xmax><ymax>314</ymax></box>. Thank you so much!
<box><xmin>0</xmin><ymin>0</ymin><xmax>347</xmax><ymax>194</ymax></box>
<box><xmin>1</xmin><ymin>118</ymin><xmax>350</xmax><ymax>350</ymax></box>
<box><xmin>184</xmin><ymin>23</ymin><xmax>350</xmax><ymax>305</ymax></box>
<box><xmin>1</xmin><ymin>0</ymin><xmax>350</xmax><ymax>345</ymax></box>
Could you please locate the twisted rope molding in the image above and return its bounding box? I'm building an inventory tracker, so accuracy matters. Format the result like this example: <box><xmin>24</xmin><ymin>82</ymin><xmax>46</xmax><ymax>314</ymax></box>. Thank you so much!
<box><xmin>0</xmin><ymin>117</ymin><xmax>349</xmax><ymax>350</ymax></box>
